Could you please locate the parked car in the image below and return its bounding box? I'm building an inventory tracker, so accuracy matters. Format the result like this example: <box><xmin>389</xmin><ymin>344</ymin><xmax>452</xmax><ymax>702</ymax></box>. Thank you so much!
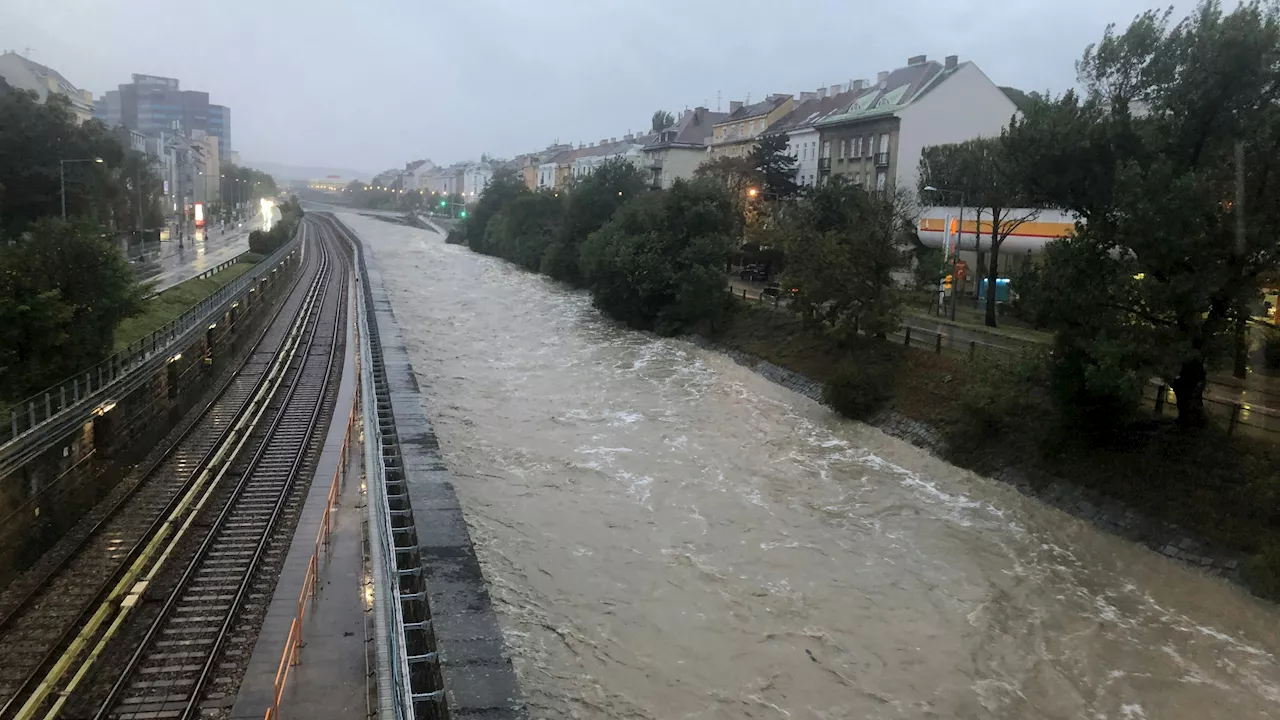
<box><xmin>739</xmin><ymin>264</ymin><xmax>768</xmax><ymax>281</ymax></box>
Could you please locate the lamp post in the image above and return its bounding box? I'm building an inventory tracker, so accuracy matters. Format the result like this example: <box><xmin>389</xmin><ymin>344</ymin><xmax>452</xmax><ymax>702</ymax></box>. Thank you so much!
<box><xmin>60</xmin><ymin>157</ymin><xmax>104</xmax><ymax>220</ymax></box>
<box><xmin>923</xmin><ymin>185</ymin><xmax>966</xmax><ymax>320</ymax></box>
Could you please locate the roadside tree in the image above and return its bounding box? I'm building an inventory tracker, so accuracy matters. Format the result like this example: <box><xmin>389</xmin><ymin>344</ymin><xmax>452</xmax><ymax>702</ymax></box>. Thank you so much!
<box><xmin>781</xmin><ymin>176</ymin><xmax>910</xmax><ymax>341</ymax></box>
<box><xmin>1005</xmin><ymin>0</ymin><xmax>1280</xmax><ymax>427</ymax></box>
<box><xmin>919</xmin><ymin>137</ymin><xmax>1038</xmax><ymax>328</ymax></box>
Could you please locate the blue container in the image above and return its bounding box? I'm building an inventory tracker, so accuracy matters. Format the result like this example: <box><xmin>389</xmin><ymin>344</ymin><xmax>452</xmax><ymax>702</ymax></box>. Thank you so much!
<box><xmin>976</xmin><ymin>277</ymin><xmax>1012</xmax><ymax>302</ymax></box>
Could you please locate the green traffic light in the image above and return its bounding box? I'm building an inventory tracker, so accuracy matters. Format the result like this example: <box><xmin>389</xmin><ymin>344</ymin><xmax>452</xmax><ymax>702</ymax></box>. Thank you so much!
<box><xmin>440</xmin><ymin>199</ymin><xmax>447</xmax><ymax>207</ymax></box>
<box><xmin>460</xmin><ymin>210</ymin><xmax>467</xmax><ymax>218</ymax></box>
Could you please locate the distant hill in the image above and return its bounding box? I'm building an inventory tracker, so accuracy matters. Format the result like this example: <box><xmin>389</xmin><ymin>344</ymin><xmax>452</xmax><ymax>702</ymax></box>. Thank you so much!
<box><xmin>244</xmin><ymin>160</ymin><xmax>372</xmax><ymax>184</ymax></box>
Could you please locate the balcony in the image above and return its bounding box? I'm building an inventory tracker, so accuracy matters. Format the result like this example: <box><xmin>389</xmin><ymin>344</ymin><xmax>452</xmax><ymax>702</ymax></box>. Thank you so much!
<box><xmin>874</xmin><ymin>152</ymin><xmax>890</xmax><ymax>167</ymax></box>
<box><xmin>817</xmin><ymin>157</ymin><xmax>832</xmax><ymax>171</ymax></box>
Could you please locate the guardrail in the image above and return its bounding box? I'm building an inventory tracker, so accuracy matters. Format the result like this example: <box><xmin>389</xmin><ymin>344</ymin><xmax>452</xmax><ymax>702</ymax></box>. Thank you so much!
<box><xmin>730</xmin><ymin>285</ymin><xmax>1280</xmax><ymax>439</ymax></box>
<box><xmin>265</xmin><ymin>399</ymin><xmax>358</xmax><ymax>720</ymax></box>
<box><xmin>328</xmin><ymin>212</ymin><xmax>444</xmax><ymax>720</ymax></box>
<box><xmin>2</xmin><ymin>238</ymin><xmax>298</xmax><ymax>448</ymax></box>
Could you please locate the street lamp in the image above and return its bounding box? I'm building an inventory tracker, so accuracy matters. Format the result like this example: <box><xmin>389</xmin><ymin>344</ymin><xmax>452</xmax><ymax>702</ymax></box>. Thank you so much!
<box><xmin>747</xmin><ymin>187</ymin><xmax>759</xmax><ymax>198</ymax></box>
<box><xmin>60</xmin><ymin>157</ymin><xmax>104</xmax><ymax>219</ymax></box>
<box><xmin>923</xmin><ymin>185</ymin><xmax>966</xmax><ymax>320</ymax></box>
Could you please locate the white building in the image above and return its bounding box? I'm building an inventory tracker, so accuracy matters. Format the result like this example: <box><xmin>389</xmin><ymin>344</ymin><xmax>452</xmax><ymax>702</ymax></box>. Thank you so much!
<box><xmin>462</xmin><ymin>161</ymin><xmax>493</xmax><ymax>200</ymax></box>
<box><xmin>814</xmin><ymin>54</ymin><xmax>1019</xmax><ymax>198</ymax></box>
<box><xmin>0</xmin><ymin>51</ymin><xmax>95</xmax><ymax>123</ymax></box>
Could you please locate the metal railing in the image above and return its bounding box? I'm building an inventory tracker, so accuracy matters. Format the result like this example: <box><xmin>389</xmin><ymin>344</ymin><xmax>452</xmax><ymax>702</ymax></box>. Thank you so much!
<box><xmin>265</xmin><ymin>399</ymin><xmax>358</xmax><ymax>720</ymax></box>
<box><xmin>145</xmin><ymin>251</ymin><xmax>252</xmax><ymax>299</ymax></box>
<box><xmin>2</xmin><ymin>237</ymin><xmax>299</xmax><ymax>448</ymax></box>
<box><xmin>729</xmin><ymin>284</ymin><xmax>1280</xmax><ymax>438</ymax></box>
<box><xmin>333</xmin><ymin>213</ymin><xmax>443</xmax><ymax>720</ymax></box>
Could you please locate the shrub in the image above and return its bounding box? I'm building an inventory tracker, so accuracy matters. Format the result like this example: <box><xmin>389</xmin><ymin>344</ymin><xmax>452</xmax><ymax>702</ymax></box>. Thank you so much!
<box><xmin>947</xmin><ymin>350</ymin><xmax>1051</xmax><ymax>451</ymax></box>
<box><xmin>1244</xmin><ymin>545</ymin><xmax>1280</xmax><ymax>602</ymax></box>
<box><xmin>1263</xmin><ymin>329</ymin><xmax>1280</xmax><ymax>371</ymax></box>
<box><xmin>822</xmin><ymin>347</ymin><xmax>897</xmax><ymax>420</ymax></box>
<box><xmin>444</xmin><ymin>227</ymin><xmax>466</xmax><ymax>245</ymax></box>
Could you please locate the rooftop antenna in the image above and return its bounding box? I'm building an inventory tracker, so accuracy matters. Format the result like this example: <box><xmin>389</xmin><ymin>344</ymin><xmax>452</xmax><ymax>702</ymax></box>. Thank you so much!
<box><xmin>22</xmin><ymin>47</ymin><xmax>35</xmax><ymax>57</ymax></box>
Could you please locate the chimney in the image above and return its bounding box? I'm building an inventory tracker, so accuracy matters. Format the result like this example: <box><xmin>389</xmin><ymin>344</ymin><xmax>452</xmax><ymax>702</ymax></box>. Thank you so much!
<box><xmin>908</xmin><ymin>54</ymin><xmax>927</xmax><ymax>66</ymax></box>
<box><xmin>829</xmin><ymin>84</ymin><xmax>843</xmax><ymax>96</ymax></box>
<box><xmin>729</xmin><ymin>100</ymin><xmax>743</xmax><ymax>112</ymax></box>
<box><xmin>610</xmin><ymin>137</ymin><xmax>616</xmax><ymax>143</ymax></box>
<box><xmin>817</xmin><ymin>87</ymin><xmax>827</xmax><ymax>99</ymax></box>
<box><xmin>877</xmin><ymin>71</ymin><xmax>889</xmax><ymax>87</ymax></box>
<box><xmin>945</xmin><ymin>54</ymin><xmax>959</xmax><ymax>69</ymax></box>
<box><xmin>800</xmin><ymin>91</ymin><xmax>817</xmax><ymax>101</ymax></box>
<box><xmin>850</xmin><ymin>79</ymin><xmax>867</xmax><ymax>92</ymax></box>
<box><xmin>624</xmin><ymin>133</ymin><xmax>634</xmax><ymax>141</ymax></box>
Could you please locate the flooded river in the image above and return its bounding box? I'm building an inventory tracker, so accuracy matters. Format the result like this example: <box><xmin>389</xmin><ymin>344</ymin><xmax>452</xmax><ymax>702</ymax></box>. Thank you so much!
<box><xmin>345</xmin><ymin>214</ymin><xmax>1280</xmax><ymax>720</ymax></box>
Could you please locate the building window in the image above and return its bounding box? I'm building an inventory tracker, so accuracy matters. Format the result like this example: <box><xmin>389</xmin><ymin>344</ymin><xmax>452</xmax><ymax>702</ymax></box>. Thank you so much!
<box><xmin>852</xmin><ymin>137</ymin><xmax>861</xmax><ymax>158</ymax></box>
<box><xmin>821</xmin><ymin>141</ymin><xmax>830</xmax><ymax>159</ymax></box>
<box><xmin>866</xmin><ymin>136</ymin><xmax>875</xmax><ymax>157</ymax></box>
<box><xmin>878</xmin><ymin>133</ymin><xmax>889</xmax><ymax>153</ymax></box>
<box><xmin>838</xmin><ymin>140</ymin><xmax>845</xmax><ymax>159</ymax></box>
<box><xmin>876</xmin><ymin>169</ymin><xmax>887</xmax><ymax>190</ymax></box>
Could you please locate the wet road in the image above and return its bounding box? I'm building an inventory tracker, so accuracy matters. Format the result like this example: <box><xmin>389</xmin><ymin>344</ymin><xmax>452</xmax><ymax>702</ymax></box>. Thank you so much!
<box><xmin>346</xmin><ymin>214</ymin><xmax>1280</xmax><ymax>720</ymax></box>
<box><xmin>129</xmin><ymin>211</ymin><xmax>269</xmax><ymax>292</ymax></box>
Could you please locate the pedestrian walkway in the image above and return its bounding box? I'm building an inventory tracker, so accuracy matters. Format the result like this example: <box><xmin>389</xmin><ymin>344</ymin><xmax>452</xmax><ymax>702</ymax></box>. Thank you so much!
<box><xmin>231</xmin><ymin>285</ymin><xmax>368</xmax><ymax>720</ymax></box>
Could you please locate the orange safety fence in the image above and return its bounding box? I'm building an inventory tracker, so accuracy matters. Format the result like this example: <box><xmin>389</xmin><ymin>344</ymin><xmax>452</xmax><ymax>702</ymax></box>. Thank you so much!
<box><xmin>264</xmin><ymin>318</ymin><xmax>362</xmax><ymax>720</ymax></box>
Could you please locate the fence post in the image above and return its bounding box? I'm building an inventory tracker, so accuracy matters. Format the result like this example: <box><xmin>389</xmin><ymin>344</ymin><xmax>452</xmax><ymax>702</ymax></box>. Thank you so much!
<box><xmin>903</xmin><ymin>327</ymin><xmax>911</xmax><ymax>347</ymax></box>
<box><xmin>1229</xmin><ymin>403</ymin><xmax>1241</xmax><ymax>435</ymax></box>
<box><xmin>742</xmin><ymin>288</ymin><xmax>747</xmax><ymax>299</ymax></box>
<box><xmin>45</xmin><ymin>393</ymin><xmax>51</xmax><ymax>419</ymax></box>
<box><xmin>11</xmin><ymin>410</ymin><xmax>17</xmax><ymax>438</ymax></box>
<box><xmin>28</xmin><ymin>401</ymin><xmax>35</xmax><ymax>428</ymax></box>
<box><xmin>60</xmin><ymin>385</ymin><xmax>66</xmax><ymax>412</ymax></box>
<box><xmin>935</xmin><ymin>333</ymin><xmax>942</xmax><ymax>355</ymax></box>
<box><xmin>968</xmin><ymin>340</ymin><xmax>976</xmax><ymax>362</ymax></box>
<box><xmin>1153</xmin><ymin>384</ymin><xmax>1167</xmax><ymax>417</ymax></box>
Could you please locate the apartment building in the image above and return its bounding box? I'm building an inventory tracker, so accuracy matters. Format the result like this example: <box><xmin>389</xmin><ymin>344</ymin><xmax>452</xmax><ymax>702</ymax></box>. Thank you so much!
<box><xmin>642</xmin><ymin>107</ymin><xmax>726</xmax><ymax>189</ymax></box>
<box><xmin>708</xmin><ymin>94</ymin><xmax>793</xmax><ymax>159</ymax></box>
<box><xmin>815</xmin><ymin>54</ymin><xmax>1017</xmax><ymax>197</ymax></box>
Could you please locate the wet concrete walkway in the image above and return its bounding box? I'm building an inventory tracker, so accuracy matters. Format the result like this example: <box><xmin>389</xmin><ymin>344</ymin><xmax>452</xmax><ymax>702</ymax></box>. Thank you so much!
<box><xmin>231</xmin><ymin>280</ymin><xmax>367</xmax><ymax>720</ymax></box>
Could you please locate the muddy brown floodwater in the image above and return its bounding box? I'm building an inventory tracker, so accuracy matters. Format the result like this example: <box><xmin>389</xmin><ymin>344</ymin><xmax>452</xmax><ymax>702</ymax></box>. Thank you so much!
<box><xmin>345</xmin><ymin>213</ymin><xmax>1280</xmax><ymax>720</ymax></box>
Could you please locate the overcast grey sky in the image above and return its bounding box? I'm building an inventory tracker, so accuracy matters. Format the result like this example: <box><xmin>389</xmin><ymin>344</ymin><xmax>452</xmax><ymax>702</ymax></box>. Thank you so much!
<box><xmin>3</xmin><ymin>0</ymin><xmax>1172</xmax><ymax>175</ymax></box>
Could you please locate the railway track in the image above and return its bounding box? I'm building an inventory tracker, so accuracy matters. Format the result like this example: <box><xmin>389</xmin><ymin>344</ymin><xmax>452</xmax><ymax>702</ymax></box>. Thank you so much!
<box><xmin>0</xmin><ymin>219</ymin><xmax>349</xmax><ymax>720</ymax></box>
<box><xmin>78</xmin><ymin>221</ymin><xmax>348</xmax><ymax>720</ymax></box>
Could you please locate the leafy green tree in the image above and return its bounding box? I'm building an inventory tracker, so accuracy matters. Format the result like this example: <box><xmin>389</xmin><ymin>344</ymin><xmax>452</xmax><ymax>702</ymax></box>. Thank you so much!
<box><xmin>0</xmin><ymin>218</ymin><xmax>142</xmax><ymax>398</ymax></box>
<box><xmin>485</xmin><ymin>191</ymin><xmax>564</xmax><ymax>270</ymax></box>
<box><xmin>781</xmin><ymin>176</ymin><xmax>909</xmax><ymax>340</ymax></box>
<box><xmin>463</xmin><ymin>167</ymin><xmax>526</xmax><ymax>253</ymax></box>
<box><xmin>748</xmin><ymin>132</ymin><xmax>799</xmax><ymax>199</ymax></box>
<box><xmin>694</xmin><ymin>155</ymin><xmax>761</xmax><ymax>243</ymax></box>
<box><xmin>919</xmin><ymin>137</ymin><xmax>1039</xmax><ymax>327</ymax></box>
<box><xmin>651</xmin><ymin>110</ymin><xmax>675</xmax><ymax>132</ymax></box>
<box><xmin>541</xmin><ymin>158</ymin><xmax>645</xmax><ymax>284</ymax></box>
<box><xmin>1006</xmin><ymin>0</ymin><xmax>1280</xmax><ymax>427</ymax></box>
<box><xmin>579</xmin><ymin>179</ymin><xmax>735</xmax><ymax>334</ymax></box>
<box><xmin>0</xmin><ymin>90</ymin><xmax>125</xmax><ymax>235</ymax></box>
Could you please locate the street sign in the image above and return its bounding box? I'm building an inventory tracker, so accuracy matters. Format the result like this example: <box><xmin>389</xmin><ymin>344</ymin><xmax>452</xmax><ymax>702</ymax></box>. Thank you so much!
<box><xmin>955</xmin><ymin>260</ymin><xmax>968</xmax><ymax>281</ymax></box>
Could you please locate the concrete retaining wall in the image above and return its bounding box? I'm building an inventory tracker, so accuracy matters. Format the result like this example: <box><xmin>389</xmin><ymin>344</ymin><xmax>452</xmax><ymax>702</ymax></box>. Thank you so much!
<box><xmin>0</xmin><ymin>248</ymin><xmax>303</xmax><ymax>586</ymax></box>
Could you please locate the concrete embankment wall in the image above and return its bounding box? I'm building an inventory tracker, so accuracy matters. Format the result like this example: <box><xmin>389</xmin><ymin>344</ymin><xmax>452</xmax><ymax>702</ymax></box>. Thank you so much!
<box><xmin>346</xmin><ymin>217</ymin><xmax>526</xmax><ymax>719</ymax></box>
<box><xmin>0</xmin><ymin>246</ymin><xmax>303</xmax><ymax>585</ymax></box>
